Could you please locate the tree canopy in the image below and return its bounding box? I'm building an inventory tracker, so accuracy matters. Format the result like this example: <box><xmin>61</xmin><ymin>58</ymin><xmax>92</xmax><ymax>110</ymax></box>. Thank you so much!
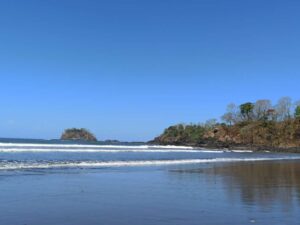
<box><xmin>152</xmin><ymin>97</ymin><xmax>300</xmax><ymax>150</ymax></box>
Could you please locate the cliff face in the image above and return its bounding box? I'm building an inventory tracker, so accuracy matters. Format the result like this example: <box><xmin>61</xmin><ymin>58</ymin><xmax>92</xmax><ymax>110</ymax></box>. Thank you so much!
<box><xmin>61</xmin><ymin>128</ymin><xmax>97</xmax><ymax>142</ymax></box>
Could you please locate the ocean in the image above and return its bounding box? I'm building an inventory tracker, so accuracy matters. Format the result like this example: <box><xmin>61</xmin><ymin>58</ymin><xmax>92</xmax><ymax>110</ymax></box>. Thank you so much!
<box><xmin>1</xmin><ymin>139</ymin><xmax>300</xmax><ymax>224</ymax></box>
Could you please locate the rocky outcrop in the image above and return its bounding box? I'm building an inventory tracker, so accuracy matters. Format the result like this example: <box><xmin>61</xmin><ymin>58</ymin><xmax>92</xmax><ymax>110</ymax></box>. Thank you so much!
<box><xmin>61</xmin><ymin>128</ymin><xmax>97</xmax><ymax>142</ymax></box>
<box><xmin>149</xmin><ymin>119</ymin><xmax>300</xmax><ymax>153</ymax></box>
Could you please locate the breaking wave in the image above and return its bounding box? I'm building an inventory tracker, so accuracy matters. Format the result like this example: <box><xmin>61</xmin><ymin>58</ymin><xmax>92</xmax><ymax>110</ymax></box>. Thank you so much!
<box><xmin>0</xmin><ymin>142</ymin><xmax>232</xmax><ymax>153</ymax></box>
<box><xmin>0</xmin><ymin>148</ymin><xmax>220</xmax><ymax>153</ymax></box>
<box><xmin>1</xmin><ymin>157</ymin><xmax>299</xmax><ymax>170</ymax></box>
<box><xmin>0</xmin><ymin>143</ymin><xmax>194</xmax><ymax>149</ymax></box>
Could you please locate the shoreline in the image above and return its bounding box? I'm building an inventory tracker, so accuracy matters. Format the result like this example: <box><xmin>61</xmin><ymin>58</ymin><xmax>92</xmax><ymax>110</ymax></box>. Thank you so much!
<box><xmin>1</xmin><ymin>138</ymin><xmax>300</xmax><ymax>154</ymax></box>
<box><xmin>149</xmin><ymin>141</ymin><xmax>300</xmax><ymax>153</ymax></box>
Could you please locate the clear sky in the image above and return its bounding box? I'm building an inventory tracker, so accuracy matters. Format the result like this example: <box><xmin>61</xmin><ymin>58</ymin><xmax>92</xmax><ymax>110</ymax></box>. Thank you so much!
<box><xmin>0</xmin><ymin>0</ymin><xmax>299</xmax><ymax>141</ymax></box>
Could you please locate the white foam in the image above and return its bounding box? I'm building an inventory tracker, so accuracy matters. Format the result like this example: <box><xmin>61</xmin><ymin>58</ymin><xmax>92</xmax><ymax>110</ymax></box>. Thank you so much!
<box><xmin>198</xmin><ymin>150</ymin><xmax>224</xmax><ymax>153</ymax></box>
<box><xmin>1</xmin><ymin>157</ymin><xmax>299</xmax><ymax>170</ymax></box>
<box><xmin>0</xmin><ymin>143</ymin><xmax>194</xmax><ymax>149</ymax></box>
<box><xmin>226</xmin><ymin>150</ymin><xmax>253</xmax><ymax>153</ymax></box>
<box><xmin>0</xmin><ymin>148</ymin><xmax>204</xmax><ymax>153</ymax></box>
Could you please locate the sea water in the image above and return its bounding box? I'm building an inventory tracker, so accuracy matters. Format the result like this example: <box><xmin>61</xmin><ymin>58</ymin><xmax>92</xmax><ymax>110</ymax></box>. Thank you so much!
<box><xmin>0</xmin><ymin>139</ymin><xmax>300</xmax><ymax>225</ymax></box>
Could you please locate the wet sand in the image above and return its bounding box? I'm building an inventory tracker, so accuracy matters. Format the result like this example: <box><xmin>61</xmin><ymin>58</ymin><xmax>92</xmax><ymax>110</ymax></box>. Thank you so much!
<box><xmin>1</xmin><ymin>160</ymin><xmax>300</xmax><ymax>225</ymax></box>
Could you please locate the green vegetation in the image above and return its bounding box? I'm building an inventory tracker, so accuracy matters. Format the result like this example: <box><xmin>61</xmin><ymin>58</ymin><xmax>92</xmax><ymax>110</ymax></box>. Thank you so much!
<box><xmin>152</xmin><ymin>97</ymin><xmax>300</xmax><ymax>151</ymax></box>
<box><xmin>153</xmin><ymin>124</ymin><xmax>207</xmax><ymax>145</ymax></box>
<box><xmin>61</xmin><ymin>128</ymin><xmax>97</xmax><ymax>142</ymax></box>
<box><xmin>240</xmin><ymin>102</ymin><xmax>254</xmax><ymax>121</ymax></box>
<box><xmin>295</xmin><ymin>106</ymin><xmax>300</xmax><ymax>118</ymax></box>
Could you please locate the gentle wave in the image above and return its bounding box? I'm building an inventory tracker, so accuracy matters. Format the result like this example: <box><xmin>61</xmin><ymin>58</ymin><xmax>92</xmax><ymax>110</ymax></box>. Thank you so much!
<box><xmin>228</xmin><ymin>150</ymin><xmax>253</xmax><ymax>153</ymax></box>
<box><xmin>1</xmin><ymin>157</ymin><xmax>299</xmax><ymax>170</ymax></box>
<box><xmin>0</xmin><ymin>148</ymin><xmax>222</xmax><ymax>153</ymax></box>
<box><xmin>0</xmin><ymin>143</ymin><xmax>194</xmax><ymax>149</ymax></box>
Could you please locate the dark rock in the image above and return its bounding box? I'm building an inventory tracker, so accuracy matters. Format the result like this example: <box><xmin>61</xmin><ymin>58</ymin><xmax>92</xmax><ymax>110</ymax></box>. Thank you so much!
<box><xmin>61</xmin><ymin>128</ymin><xmax>97</xmax><ymax>142</ymax></box>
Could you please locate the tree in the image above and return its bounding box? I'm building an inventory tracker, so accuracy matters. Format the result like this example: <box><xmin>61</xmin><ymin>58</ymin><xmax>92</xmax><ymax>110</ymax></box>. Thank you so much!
<box><xmin>253</xmin><ymin>99</ymin><xmax>272</xmax><ymax>120</ymax></box>
<box><xmin>275</xmin><ymin>97</ymin><xmax>292</xmax><ymax>121</ymax></box>
<box><xmin>266</xmin><ymin>109</ymin><xmax>277</xmax><ymax>121</ymax></box>
<box><xmin>294</xmin><ymin>100</ymin><xmax>300</xmax><ymax>118</ymax></box>
<box><xmin>221</xmin><ymin>103</ymin><xmax>238</xmax><ymax>125</ymax></box>
<box><xmin>205</xmin><ymin>119</ymin><xmax>218</xmax><ymax>128</ymax></box>
<box><xmin>240</xmin><ymin>102</ymin><xmax>254</xmax><ymax>121</ymax></box>
<box><xmin>295</xmin><ymin>106</ymin><xmax>300</xmax><ymax>118</ymax></box>
<box><xmin>295</xmin><ymin>100</ymin><xmax>300</xmax><ymax>107</ymax></box>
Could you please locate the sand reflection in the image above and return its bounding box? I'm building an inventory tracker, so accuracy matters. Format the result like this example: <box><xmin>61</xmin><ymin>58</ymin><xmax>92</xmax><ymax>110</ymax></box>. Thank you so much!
<box><xmin>172</xmin><ymin>160</ymin><xmax>300</xmax><ymax>209</ymax></box>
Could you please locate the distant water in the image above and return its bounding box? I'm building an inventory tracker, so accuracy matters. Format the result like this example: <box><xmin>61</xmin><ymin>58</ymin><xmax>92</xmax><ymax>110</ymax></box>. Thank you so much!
<box><xmin>1</xmin><ymin>139</ymin><xmax>300</xmax><ymax>225</ymax></box>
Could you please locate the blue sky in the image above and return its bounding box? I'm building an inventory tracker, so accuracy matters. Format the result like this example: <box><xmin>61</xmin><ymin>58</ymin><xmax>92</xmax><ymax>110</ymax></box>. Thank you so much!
<box><xmin>0</xmin><ymin>0</ymin><xmax>299</xmax><ymax>141</ymax></box>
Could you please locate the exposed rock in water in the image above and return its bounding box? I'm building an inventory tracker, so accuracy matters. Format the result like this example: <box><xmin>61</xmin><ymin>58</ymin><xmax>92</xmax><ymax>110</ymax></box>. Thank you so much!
<box><xmin>104</xmin><ymin>139</ymin><xmax>121</xmax><ymax>144</ymax></box>
<box><xmin>61</xmin><ymin>128</ymin><xmax>97</xmax><ymax>142</ymax></box>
